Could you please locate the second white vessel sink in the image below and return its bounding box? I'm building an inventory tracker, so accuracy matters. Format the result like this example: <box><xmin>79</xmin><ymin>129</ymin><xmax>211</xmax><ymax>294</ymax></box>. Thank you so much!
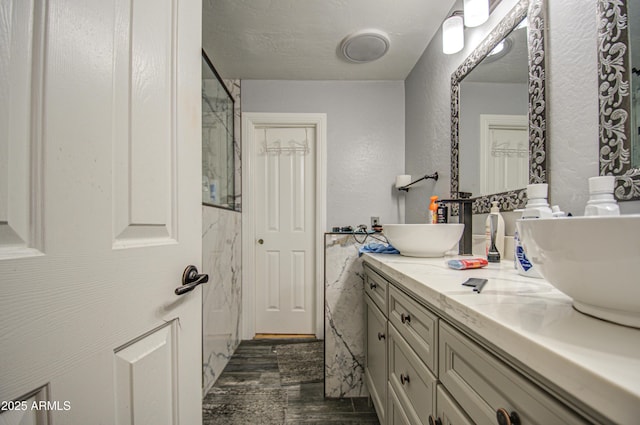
<box><xmin>517</xmin><ymin>215</ymin><xmax>640</xmax><ymax>328</ymax></box>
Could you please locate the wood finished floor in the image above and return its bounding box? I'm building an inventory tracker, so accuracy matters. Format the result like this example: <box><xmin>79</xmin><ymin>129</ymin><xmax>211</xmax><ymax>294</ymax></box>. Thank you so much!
<box><xmin>202</xmin><ymin>339</ymin><xmax>380</xmax><ymax>425</ymax></box>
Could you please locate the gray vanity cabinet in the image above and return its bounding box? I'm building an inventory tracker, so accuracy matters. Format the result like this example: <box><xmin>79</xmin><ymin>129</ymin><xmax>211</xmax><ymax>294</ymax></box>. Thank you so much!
<box><xmin>365</xmin><ymin>264</ymin><xmax>439</xmax><ymax>425</ymax></box>
<box><xmin>363</xmin><ymin>263</ymin><xmax>589</xmax><ymax>425</ymax></box>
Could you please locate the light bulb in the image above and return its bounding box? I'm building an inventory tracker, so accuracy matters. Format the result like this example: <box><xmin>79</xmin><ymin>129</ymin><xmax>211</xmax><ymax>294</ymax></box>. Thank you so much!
<box><xmin>442</xmin><ymin>15</ymin><xmax>464</xmax><ymax>55</ymax></box>
<box><xmin>463</xmin><ymin>0</ymin><xmax>489</xmax><ymax>27</ymax></box>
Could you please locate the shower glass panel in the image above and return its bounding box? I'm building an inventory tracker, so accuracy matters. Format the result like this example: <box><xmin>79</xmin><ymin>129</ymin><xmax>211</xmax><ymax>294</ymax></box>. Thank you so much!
<box><xmin>202</xmin><ymin>50</ymin><xmax>235</xmax><ymax>209</ymax></box>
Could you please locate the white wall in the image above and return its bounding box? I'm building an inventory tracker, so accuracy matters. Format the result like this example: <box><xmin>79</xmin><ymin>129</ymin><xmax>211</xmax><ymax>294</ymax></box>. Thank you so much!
<box><xmin>405</xmin><ymin>0</ymin><xmax>640</xmax><ymax>229</ymax></box>
<box><xmin>242</xmin><ymin>80</ymin><xmax>405</xmax><ymax>229</ymax></box>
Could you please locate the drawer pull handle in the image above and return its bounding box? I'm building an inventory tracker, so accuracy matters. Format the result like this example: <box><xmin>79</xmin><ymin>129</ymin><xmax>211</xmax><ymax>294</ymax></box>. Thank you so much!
<box><xmin>400</xmin><ymin>313</ymin><xmax>411</xmax><ymax>324</ymax></box>
<box><xmin>369</xmin><ymin>282</ymin><xmax>377</xmax><ymax>289</ymax></box>
<box><xmin>496</xmin><ymin>408</ymin><xmax>520</xmax><ymax>425</ymax></box>
<box><xmin>377</xmin><ymin>332</ymin><xmax>385</xmax><ymax>341</ymax></box>
<box><xmin>428</xmin><ymin>416</ymin><xmax>442</xmax><ymax>425</ymax></box>
<box><xmin>400</xmin><ymin>373</ymin><xmax>410</xmax><ymax>385</ymax></box>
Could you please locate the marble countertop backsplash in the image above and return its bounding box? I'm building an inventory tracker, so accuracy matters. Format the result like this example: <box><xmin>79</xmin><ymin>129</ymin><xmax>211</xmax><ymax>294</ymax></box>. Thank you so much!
<box><xmin>362</xmin><ymin>253</ymin><xmax>640</xmax><ymax>424</ymax></box>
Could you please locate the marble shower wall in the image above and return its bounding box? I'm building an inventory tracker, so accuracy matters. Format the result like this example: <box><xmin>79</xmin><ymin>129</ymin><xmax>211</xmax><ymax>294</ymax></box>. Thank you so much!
<box><xmin>202</xmin><ymin>206</ymin><xmax>242</xmax><ymax>396</ymax></box>
<box><xmin>324</xmin><ymin>233</ymin><xmax>370</xmax><ymax>398</ymax></box>
<box><xmin>202</xmin><ymin>79</ymin><xmax>242</xmax><ymax>396</ymax></box>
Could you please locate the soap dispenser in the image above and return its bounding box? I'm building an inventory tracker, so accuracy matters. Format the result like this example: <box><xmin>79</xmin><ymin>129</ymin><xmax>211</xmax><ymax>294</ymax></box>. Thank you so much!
<box><xmin>485</xmin><ymin>201</ymin><xmax>505</xmax><ymax>259</ymax></box>
<box><xmin>584</xmin><ymin>176</ymin><xmax>620</xmax><ymax>216</ymax></box>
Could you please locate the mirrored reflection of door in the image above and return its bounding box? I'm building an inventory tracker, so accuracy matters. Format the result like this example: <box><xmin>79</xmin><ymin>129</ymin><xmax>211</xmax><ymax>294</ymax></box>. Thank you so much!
<box><xmin>480</xmin><ymin>114</ymin><xmax>528</xmax><ymax>195</ymax></box>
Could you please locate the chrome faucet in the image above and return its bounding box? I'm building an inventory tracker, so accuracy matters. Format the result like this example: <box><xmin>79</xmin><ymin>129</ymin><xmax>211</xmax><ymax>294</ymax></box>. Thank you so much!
<box><xmin>440</xmin><ymin>192</ymin><xmax>473</xmax><ymax>255</ymax></box>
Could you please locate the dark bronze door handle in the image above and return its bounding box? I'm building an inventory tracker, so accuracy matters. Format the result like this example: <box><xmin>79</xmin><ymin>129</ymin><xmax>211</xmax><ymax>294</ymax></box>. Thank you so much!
<box><xmin>175</xmin><ymin>265</ymin><xmax>209</xmax><ymax>295</ymax></box>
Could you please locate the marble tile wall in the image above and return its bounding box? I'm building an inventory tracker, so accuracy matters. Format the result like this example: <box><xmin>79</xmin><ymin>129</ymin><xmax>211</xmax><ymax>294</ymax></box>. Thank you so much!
<box><xmin>202</xmin><ymin>79</ymin><xmax>242</xmax><ymax>396</ymax></box>
<box><xmin>202</xmin><ymin>206</ymin><xmax>242</xmax><ymax>396</ymax></box>
<box><xmin>324</xmin><ymin>233</ymin><xmax>371</xmax><ymax>398</ymax></box>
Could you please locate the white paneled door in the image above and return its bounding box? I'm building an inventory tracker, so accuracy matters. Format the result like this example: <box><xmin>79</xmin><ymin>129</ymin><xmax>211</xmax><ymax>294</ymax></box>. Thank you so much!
<box><xmin>0</xmin><ymin>0</ymin><xmax>202</xmax><ymax>423</ymax></box>
<box><xmin>254</xmin><ymin>125</ymin><xmax>316</xmax><ymax>334</ymax></box>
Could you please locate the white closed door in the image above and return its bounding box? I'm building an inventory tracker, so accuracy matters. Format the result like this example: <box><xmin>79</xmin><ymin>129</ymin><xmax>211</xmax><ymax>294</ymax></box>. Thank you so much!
<box><xmin>254</xmin><ymin>126</ymin><xmax>316</xmax><ymax>334</ymax></box>
<box><xmin>0</xmin><ymin>0</ymin><xmax>202</xmax><ymax>423</ymax></box>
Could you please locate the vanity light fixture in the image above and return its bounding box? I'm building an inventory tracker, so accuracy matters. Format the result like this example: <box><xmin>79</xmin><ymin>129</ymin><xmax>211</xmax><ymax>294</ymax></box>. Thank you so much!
<box><xmin>442</xmin><ymin>0</ymin><xmax>491</xmax><ymax>55</ymax></box>
<box><xmin>463</xmin><ymin>0</ymin><xmax>490</xmax><ymax>27</ymax></box>
<box><xmin>442</xmin><ymin>12</ymin><xmax>464</xmax><ymax>55</ymax></box>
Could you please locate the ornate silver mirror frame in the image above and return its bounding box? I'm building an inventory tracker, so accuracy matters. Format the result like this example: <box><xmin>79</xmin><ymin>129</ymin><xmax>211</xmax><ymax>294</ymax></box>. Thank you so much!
<box><xmin>598</xmin><ymin>0</ymin><xmax>639</xmax><ymax>200</ymax></box>
<box><xmin>450</xmin><ymin>0</ymin><xmax>547</xmax><ymax>213</ymax></box>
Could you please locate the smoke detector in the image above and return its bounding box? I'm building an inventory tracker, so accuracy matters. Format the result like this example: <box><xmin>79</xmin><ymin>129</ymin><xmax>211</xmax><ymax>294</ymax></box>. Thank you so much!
<box><xmin>340</xmin><ymin>29</ymin><xmax>390</xmax><ymax>63</ymax></box>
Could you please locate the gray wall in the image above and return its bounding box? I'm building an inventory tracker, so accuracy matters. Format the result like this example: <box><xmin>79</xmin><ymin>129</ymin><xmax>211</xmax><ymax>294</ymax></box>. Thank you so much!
<box><xmin>242</xmin><ymin>80</ymin><xmax>405</xmax><ymax>229</ymax></box>
<box><xmin>405</xmin><ymin>0</ymin><xmax>640</xmax><ymax>230</ymax></box>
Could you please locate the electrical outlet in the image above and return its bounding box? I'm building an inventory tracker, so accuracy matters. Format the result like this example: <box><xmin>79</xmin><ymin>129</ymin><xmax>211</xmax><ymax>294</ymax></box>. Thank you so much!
<box><xmin>371</xmin><ymin>216</ymin><xmax>380</xmax><ymax>228</ymax></box>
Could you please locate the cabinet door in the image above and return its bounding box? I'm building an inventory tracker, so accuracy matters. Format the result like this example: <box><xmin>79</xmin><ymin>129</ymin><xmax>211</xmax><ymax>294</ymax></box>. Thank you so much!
<box><xmin>387</xmin><ymin>382</ymin><xmax>412</xmax><ymax>425</ymax></box>
<box><xmin>439</xmin><ymin>322</ymin><xmax>586</xmax><ymax>425</ymax></box>
<box><xmin>388</xmin><ymin>323</ymin><xmax>437</xmax><ymax>425</ymax></box>
<box><xmin>365</xmin><ymin>294</ymin><xmax>387</xmax><ymax>424</ymax></box>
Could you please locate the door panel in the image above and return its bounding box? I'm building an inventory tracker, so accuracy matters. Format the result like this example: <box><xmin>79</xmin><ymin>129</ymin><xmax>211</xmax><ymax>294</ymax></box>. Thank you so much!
<box><xmin>255</xmin><ymin>126</ymin><xmax>315</xmax><ymax>334</ymax></box>
<box><xmin>115</xmin><ymin>322</ymin><xmax>178</xmax><ymax>425</ymax></box>
<box><xmin>113</xmin><ymin>0</ymin><xmax>177</xmax><ymax>246</ymax></box>
<box><xmin>0</xmin><ymin>0</ymin><xmax>202</xmax><ymax>423</ymax></box>
<box><xmin>0</xmin><ymin>0</ymin><xmax>45</xmax><ymax>259</ymax></box>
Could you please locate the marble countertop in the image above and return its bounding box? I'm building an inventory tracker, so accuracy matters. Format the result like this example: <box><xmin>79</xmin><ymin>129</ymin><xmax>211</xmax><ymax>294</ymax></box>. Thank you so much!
<box><xmin>362</xmin><ymin>253</ymin><xmax>640</xmax><ymax>424</ymax></box>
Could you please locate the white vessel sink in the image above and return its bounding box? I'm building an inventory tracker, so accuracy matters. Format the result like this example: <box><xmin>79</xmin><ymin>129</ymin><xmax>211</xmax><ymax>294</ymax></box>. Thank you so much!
<box><xmin>383</xmin><ymin>224</ymin><xmax>464</xmax><ymax>257</ymax></box>
<box><xmin>517</xmin><ymin>215</ymin><xmax>640</xmax><ymax>328</ymax></box>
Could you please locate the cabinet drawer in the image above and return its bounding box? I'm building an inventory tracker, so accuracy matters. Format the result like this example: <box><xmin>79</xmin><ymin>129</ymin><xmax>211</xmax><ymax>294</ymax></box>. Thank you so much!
<box><xmin>439</xmin><ymin>322</ymin><xmax>587</xmax><ymax>425</ymax></box>
<box><xmin>388</xmin><ymin>323</ymin><xmax>437</xmax><ymax>425</ymax></box>
<box><xmin>435</xmin><ymin>384</ymin><xmax>473</xmax><ymax>425</ymax></box>
<box><xmin>365</xmin><ymin>266</ymin><xmax>388</xmax><ymax>314</ymax></box>
<box><xmin>389</xmin><ymin>285</ymin><xmax>438</xmax><ymax>374</ymax></box>
<box><xmin>365</xmin><ymin>295</ymin><xmax>387</xmax><ymax>425</ymax></box>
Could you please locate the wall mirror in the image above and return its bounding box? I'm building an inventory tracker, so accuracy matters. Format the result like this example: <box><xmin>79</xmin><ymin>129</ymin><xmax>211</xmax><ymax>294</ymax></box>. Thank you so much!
<box><xmin>598</xmin><ymin>0</ymin><xmax>640</xmax><ymax>200</ymax></box>
<box><xmin>202</xmin><ymin>49</ymin><xmax>236</xmax><ymax>210</ymax></box>
<box><xmin>451</xmin><ymin>0</ymin><xmax>547</xmax><ymax>213</ymax></box>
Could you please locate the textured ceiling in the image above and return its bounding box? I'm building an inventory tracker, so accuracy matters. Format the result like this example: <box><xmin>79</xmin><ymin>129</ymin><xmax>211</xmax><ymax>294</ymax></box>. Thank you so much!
<box><xmin>202</xmin><ymin>0</ymin><xmax>456</xmax><ymax>80</ymax></box>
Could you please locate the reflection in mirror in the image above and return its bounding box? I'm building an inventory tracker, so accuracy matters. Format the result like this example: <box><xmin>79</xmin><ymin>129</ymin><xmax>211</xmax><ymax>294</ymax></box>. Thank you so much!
<box><xmin>459</xmin><ymin>16</ymin><xmax>529</xmax><ymax>197</ymax></box>
<box><xmin>451</xmin><ymin>0</ymin><xmax>547</xmax><ymax>213</ymax></box>
<box><xmin>202</xmin><ymin>50</ymin><xmax>235</xmax><ymax>209</ymax></box>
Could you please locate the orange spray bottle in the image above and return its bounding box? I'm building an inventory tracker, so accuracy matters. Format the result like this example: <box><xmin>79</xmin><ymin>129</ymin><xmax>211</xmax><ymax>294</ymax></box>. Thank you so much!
<box><xmin>429</xmin><ymin>196</ymin><xmax>439</xmax><ymax>224</ymax></box>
